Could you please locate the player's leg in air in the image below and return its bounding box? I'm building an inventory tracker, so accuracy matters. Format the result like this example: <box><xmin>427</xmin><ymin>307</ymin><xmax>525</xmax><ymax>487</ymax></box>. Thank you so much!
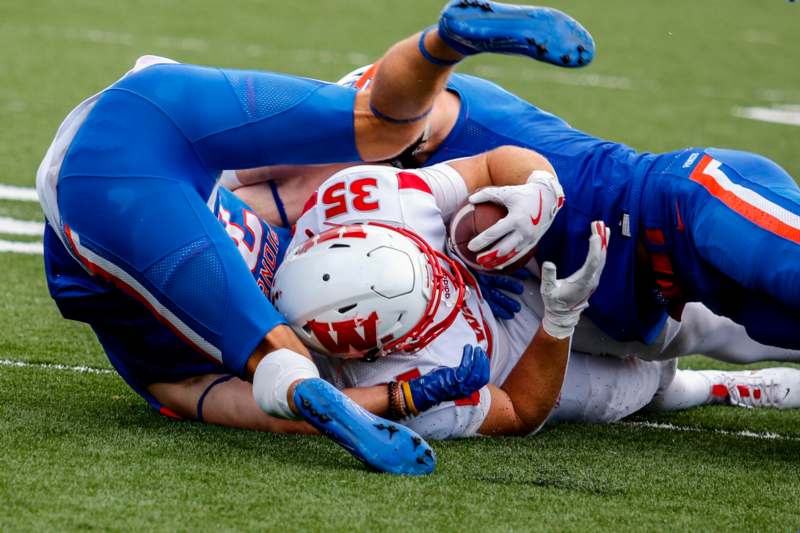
<box><xmin>638</xmin><ymin>148</ymin><xmax>800</xmax><ymax>350</ymax></box>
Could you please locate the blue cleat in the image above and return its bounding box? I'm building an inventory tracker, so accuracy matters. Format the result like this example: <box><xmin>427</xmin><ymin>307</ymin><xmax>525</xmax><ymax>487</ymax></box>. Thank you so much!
<box><xmin>293</xmin><ymin>378</ymin><xmax>436</xmax><ymax>476</ymax></box>
<box><xmin>438</xmin><ymin>0</ymin><xmax>595</xmax><ymax>67</ymax></box>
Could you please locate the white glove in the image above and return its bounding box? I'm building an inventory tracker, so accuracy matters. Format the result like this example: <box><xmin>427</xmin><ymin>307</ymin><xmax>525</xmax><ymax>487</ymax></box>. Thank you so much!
<box><xmin>467</xmin><ymin>170</ymin><xmax>565</xmax><ymax>270</ymax></box>
<box><xmin>541</xmin><ymin>221</ymin><xmax>610</xmax><ymax>339</ymax></box>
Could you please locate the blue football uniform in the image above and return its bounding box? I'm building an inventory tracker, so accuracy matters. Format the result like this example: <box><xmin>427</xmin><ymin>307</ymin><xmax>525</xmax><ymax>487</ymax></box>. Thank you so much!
<box><xmin>38</xmin><ymin>56</ymin><xmax>360</xmax><ymax>411</ymax></box>
<box><xmin>44</xmin><ymin>186</ymin><xmax>291</xmax><ymax>413</ymax></box>
<box><xmin>421</xmin><ymin>74</ymin><xmax>800</xmax><ymax>348</ymax></box>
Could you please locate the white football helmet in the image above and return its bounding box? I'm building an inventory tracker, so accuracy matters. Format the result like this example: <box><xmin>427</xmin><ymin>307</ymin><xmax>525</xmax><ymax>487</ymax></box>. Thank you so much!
<box><xmin>271</xmin><ymin>222</ymin><xmax>465</xmax><ymax>361</ymax></box>
<box><xmin>336</xmin><ymin>64</ymin><xmax>374</xmax><ymax>90</ymax></box>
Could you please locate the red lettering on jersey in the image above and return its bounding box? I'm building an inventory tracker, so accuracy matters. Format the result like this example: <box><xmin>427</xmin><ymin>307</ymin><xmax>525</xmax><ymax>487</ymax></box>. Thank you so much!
<box><xmin>322</xmin><ymin>181</ymin><xmax>348</xmax><ymax>218</ymax></box>
<box><xmin>307</xmin><ymin>311</ymin><xmax>379</xmax><ymax>355</ymax></box>
<box><xmin>461</xmin><ymin>306</ymin><xmax>487</xmax><ymax>345</ymax></box>
<box><xmin>351</xmin><ymin>178</ymin><xmax>380</xmax><ymax>212</ymax></box>
<box><xmin>321</xmin><ymin>178</ymin><xmax>381</xmax><ymax>218</ymax></box>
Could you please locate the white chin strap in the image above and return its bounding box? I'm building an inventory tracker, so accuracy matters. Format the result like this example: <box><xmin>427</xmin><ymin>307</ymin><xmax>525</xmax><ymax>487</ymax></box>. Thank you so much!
<box><xmin>252</xmin><ymin>348</ymin><xmax>320</xmax><ymax>420</ymax></box>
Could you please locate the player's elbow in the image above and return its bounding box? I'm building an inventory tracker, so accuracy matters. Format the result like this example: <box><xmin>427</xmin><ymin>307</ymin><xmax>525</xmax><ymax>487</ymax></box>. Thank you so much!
<box><xmin>511</xmin><ymin>405</ymin><xmax>552</xmax><ymax>436</ymax></box>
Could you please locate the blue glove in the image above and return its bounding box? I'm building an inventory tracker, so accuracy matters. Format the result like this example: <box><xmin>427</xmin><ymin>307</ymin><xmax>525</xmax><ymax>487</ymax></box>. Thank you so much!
<box><xmin>405</xmin><ymin>344</ymin><xmax>490</xmax><ymax>414</ymax></box>
<box><xmin>476</xmin><ymin>270</ymin><xmax>530</xmax><ymax>320</ymax></box>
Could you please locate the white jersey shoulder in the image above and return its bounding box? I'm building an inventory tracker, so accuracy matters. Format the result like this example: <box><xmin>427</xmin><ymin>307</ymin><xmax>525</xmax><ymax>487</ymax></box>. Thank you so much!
<box><xmin>292</xmin><ymin>164</ymin><xmax>446</xmax><ymax>251</ymax></box>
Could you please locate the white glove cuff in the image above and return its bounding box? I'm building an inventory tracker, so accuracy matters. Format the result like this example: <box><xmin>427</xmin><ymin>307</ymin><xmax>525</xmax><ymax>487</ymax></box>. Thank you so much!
<box><xmin>527</xmin><ymin>170</ymin><xmax>564</xmax><ymax>213</ymax></box>
<box><xmin>542</xmin><ymin>311</ymin><xmax>579</xmax><ymax>340</ymax></box>
<box><xmin>252</xmin><ymin>348</ymin><xmax>320</xmax><ymax>420</ymax></box>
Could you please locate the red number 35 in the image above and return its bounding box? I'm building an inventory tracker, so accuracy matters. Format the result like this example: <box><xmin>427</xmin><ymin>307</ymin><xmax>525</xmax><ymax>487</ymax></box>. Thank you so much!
<box><xmin>322</xmin><ymin>178</ymin><xmax>380</xmax><ymax>219</ymax></box>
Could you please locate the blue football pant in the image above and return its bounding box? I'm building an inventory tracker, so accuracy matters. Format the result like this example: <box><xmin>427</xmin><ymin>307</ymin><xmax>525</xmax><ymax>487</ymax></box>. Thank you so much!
<box><xmin>642</xmin><ymin>148</ymin><xmax>800</xmax><ymax>349</ymax></box>
<box><xmin>57</xmin><ymin>64</ymin><xmax>362</xmax><ymax>374</ymax></box>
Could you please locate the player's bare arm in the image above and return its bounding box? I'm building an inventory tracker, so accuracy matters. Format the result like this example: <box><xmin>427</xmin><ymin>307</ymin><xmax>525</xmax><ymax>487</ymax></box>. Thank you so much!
<box><xmin>479</xmin><ymin>330</ymin><xmax>570</xmax><ymax>435</ymax></box>
<box><xmin>233</xmin><ymin>144</ymin><xmax>562</xmax><ymax>236</ymax></box>
<box><xmin>148</xmin><ymin>374</ymin><xmax>385</xmax><ymax>434</ymax></box>
<box><xmin>147</xmin><ymin>343</ymin><xmax>490</xmax><ymax>433</ymax></box>
<box><xmin>478</xmin><ymin>221</ymin><xmax>610</xmax><ymax>435</ymax></box>
<box><xmin>148</xmin><ymin>336</ymin><xmax>489</xmax><ymax>433</ymax></box>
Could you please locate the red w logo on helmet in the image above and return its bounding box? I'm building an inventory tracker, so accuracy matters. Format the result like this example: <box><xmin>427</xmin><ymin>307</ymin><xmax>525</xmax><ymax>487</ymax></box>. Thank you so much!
<box><xmin>306</xmin><ymin>311</ymin><xmax>380</xmax><ymax>356</ymax></box>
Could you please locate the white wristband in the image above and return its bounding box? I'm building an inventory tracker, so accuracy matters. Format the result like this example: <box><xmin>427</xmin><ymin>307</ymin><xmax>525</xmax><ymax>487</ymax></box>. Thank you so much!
<box><xmin>527</xmin><ymin>170</ymin><xmax>563</xmax><ymax>209</ymax></box>
<box><xmin>252</xmin><ymin>348</ymin><xmax>320</xmax><ymax>420</ymax></box>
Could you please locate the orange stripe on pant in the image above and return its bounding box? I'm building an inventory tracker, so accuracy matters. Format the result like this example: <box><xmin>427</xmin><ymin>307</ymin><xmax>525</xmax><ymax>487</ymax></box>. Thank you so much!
<box><xmin>689</xmin><ymin>155</ymin><xmax>800</xmax><ymax>244</ymax></box>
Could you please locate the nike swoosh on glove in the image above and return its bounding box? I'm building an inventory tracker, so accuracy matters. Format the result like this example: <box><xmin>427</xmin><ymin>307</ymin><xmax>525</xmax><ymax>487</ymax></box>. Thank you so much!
<box><xmin>468</xmin><ymin>170</ymin><xmax>564</xmax><ymax>270</ymax></box>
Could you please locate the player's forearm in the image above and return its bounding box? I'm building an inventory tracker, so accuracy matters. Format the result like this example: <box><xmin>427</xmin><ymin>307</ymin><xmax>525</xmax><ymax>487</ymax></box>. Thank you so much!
<box><xmin>486</xmin><ymin>146</ymin><xmax>556</xmax><ymax>188</ymax></box>
<box><xmin>149</xmin><ymin>374</ymin><xmax>389</xmax><ymax>431</ymax></box>
<box><xmin>480</xmin><ymin>326</ymin><xmax>569</xmax><ymax>436</ymax></box>
<box><xmin>231</xmin><ymin>163</ymin><xmax>355</xmax><ymax>188</ymax></box>
<box><xmin>148</xmin><ymin>375</ymin><xmax>316</xmax><ymax>434</ymax></box>
<box><xmin>505</xmin><ymin>326</ymin><xmax>569</xmax><ymax>429</ymax></box>
<box><xmin>342</xmin><ymin>385</ymin><xmax>390</xmax><ymax>416</ymax></box>
<box><xmin>449</xmin><ymin>146</ymin><xmax>557</xmax><ymax>193</ymax></box>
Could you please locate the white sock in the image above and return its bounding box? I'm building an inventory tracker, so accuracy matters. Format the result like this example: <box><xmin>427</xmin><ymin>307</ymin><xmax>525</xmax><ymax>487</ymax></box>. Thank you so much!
<box><xmin>648</xmin><ymin>369</ymin><xmax>727</xmax><ymax>412</ymax></box>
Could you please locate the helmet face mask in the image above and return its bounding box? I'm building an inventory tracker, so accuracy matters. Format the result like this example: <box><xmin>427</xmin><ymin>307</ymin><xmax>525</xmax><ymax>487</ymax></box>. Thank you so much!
<box><xmin>271</xmin><ymin>222</ymin><xmax>465</xmax><ymax>361</ymax></box>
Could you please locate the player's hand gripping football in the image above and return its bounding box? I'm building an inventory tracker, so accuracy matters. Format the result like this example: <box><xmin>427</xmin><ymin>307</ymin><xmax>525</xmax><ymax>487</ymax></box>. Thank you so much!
<box><xmin>540</xmin><ymin>221</ymin><xmax>610</xmax><ymax>339</ymax></box>
<box><xmin>404</xmin><ymin>344</ymin><xmax>490</xmax><ymax>414</ymax></box>
<box><xmin>467</xmin><ymin>170</ymin><xmax>565</xmax><ymax>270</ymax></box>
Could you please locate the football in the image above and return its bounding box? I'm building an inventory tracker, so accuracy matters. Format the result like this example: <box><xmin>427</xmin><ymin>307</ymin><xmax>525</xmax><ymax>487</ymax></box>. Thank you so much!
<box><xmin>448</xmin><ymin>201</ymin><xmax>537</xmax><ymax>273</ymax></box>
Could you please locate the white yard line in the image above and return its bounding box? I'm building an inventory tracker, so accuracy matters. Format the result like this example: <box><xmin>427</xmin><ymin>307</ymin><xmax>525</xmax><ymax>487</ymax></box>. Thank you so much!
<box><xmin>733</xmin><ymin>105</ymin><xmax>800</xmax><ymax>127</ymax></box>
<box><xmin>623</xmin><ymin>421</ymin><xmax>800</xmax><ymax>442</ymax></box>
<box><xmin>0</xmin><ymin>239</ymin><xmax>43</xmax><ymax>255</ymax></box>
<box><xmin>0</xmin><ymin>184</ymin><xmax>37</xmax><ymax>202</ymax></box>
<box><xmin>0</xmin><ymin>358</ymin><xmax>114</xmax><ymax>375</ymax></box>
<box><xmin>0</xmin><ymin>184</ymin><xmax>44</xmax><ymax>254</ymax></box>
<box><xmin>0</xmin><ymin>217</ymin><xmax>44</xmax><ymax>236</ymax></box>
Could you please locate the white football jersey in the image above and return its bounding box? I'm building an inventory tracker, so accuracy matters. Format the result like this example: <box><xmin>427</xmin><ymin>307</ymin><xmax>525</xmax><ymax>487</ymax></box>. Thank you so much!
<box><xmin>290</xmin><ymin>163</ymin><xmax>500</xmax><ymax>439</ymax></box>
<box><xmin>290</xmin><ymin>163</ymin><xmax>670</xmax><ymax>436</ymax></box>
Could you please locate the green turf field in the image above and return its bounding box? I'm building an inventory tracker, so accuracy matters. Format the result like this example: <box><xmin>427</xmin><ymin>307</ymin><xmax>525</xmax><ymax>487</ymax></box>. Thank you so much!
<box><xmin>1</xmin><ymin>0</ymin><xmax>799</xmax><ymax>530</ymax></box>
